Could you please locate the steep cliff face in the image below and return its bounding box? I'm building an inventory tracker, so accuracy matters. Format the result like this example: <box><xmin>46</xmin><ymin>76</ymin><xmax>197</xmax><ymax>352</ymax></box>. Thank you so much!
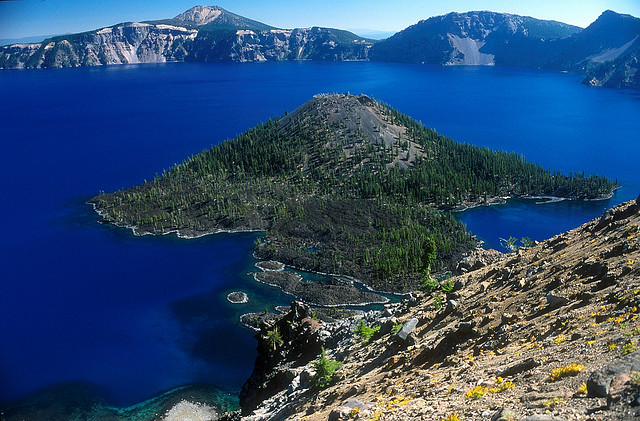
<box><xmin>2</xmin><ymin>6</ymin><xmax>639</xmax><ymax>90</ymax></box>
<box><xmin>189</xmin><ymin>27</ymin><xmax>371</xmax><ymax>62</ymax></box>
<box><xmin>369</xmin><ymin>11</ymin><xmax>581</xmax><ymax>66</ymax></box>
<box><xmin>368</xmin><ymin>9</ymin><xmax>640</xmax><ymax>89</ymax></box>
<box><xmin>582</xmin><ymin>43</ymin><xmax>640</xmax><ymax>89</ymax></box>
<box><xmin>577</xmin><ymin>11</ymin><xmax>640</xmax><ymax>89</ymax></box>
<box><xmin>0</xmin><ymin>6</ymin><xmax>371</xmax><ymax>69</ymax></box>
<box><xmin>546</xmin><ymin>10</ymin><xmax>640</xmax><ymax>73</ymax></box>
<box><xmin>0</xmin><ymin>23</ymin><xmax>197</xmax><ymax>69</ymax></box>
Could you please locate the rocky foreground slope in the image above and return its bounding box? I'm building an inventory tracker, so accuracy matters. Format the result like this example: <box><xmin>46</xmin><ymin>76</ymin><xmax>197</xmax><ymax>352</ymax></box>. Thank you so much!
<box><xmin>240</xmin><ymin>196</ymin><xmax>640</xmax><ymax>420</ymax></box>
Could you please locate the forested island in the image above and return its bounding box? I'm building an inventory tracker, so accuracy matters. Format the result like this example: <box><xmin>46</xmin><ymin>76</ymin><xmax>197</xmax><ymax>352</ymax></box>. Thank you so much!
<box><xmin>90</xmin><ymin>94</ymin><xmax>615</xmax><ymax>292</ymax></box>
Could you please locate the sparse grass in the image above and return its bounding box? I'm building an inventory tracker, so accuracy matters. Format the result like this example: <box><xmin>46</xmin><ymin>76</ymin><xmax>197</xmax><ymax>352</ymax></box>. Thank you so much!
<box><xmin>550</xmin><ymin>364</ymin><xmax>586</xmax><ymax>381</ymax></box>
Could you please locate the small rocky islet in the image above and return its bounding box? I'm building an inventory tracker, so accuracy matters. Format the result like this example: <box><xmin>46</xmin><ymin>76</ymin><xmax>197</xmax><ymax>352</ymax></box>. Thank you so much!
<box><xmin>227</xmin><ymin>291</ymin><xmax>250</xmax><ymax>304</ymax></box>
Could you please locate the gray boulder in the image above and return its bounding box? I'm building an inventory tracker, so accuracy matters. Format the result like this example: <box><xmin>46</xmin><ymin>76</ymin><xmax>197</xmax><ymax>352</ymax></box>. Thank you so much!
<box><xmin>588</xmin><ymin>351</ymin><xmax>640</xmax><ymax>397</ymax></box>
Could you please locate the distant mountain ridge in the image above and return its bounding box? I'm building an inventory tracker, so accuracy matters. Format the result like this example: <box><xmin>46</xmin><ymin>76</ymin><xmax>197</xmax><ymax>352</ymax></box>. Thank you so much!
<box><xmin>369</xmin><ymin>11</ymin><xmax>582</xmax><ymax>66</ymax></box>
<box><xmin>0</xmin><ymin>6</ymin><xmax>372</xmax><ymax>68</ymax></box>
<box><xmin>370</xmin><ymin>9</ymin><xmax>640</xmax><ymax>88</ymax></box>
<box><xmin>1</xmin><ymin>6</ymin><xmax>638</xmax><ymax>89</ymax></box>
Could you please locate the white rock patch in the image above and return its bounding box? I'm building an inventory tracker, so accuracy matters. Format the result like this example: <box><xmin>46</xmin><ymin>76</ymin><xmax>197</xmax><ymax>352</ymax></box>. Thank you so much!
<box><xmin>162</xmin><ymin>400</ymin><xmax>219</xmax><ymax>421</ymax></box>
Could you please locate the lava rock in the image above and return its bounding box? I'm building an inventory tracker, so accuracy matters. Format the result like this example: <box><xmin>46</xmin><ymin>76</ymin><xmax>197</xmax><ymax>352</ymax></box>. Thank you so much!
<box><xmin>588</xmin><ymin>351</ymin><xmax>640</xmax><ymax>397</ymax></box>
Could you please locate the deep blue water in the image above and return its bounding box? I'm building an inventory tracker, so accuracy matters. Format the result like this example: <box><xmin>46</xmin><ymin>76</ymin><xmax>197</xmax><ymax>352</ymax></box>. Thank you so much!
<box><xmin>1</xmin><ymin>61</ymin><xmax>639</xmax><ymax>407</ymax></box>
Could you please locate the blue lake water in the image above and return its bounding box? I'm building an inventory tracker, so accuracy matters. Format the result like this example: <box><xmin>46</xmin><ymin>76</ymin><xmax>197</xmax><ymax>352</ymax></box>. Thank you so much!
<box><xmin>1</xmin><ymin>61</ymin><xmax>639</xmax><ymax>407</ymax></box>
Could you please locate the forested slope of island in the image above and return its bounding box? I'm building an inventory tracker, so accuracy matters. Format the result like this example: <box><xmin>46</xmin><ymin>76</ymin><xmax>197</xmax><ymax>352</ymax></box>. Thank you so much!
<box><xmin>89</xmin><ymin>94</ymin><xmax>615</xmax><ymax>293</ymax></box>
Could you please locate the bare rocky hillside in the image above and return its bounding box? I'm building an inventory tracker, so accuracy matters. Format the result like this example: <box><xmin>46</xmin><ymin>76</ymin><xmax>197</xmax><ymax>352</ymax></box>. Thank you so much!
<box><xmin>240</xmin><ymin>195</ymin><xmax>640</xmax><ymax>420</ymax></box>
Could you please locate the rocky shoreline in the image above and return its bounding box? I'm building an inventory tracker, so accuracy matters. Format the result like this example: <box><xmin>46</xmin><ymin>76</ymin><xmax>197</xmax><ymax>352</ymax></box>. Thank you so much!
<box><xmin>447</xmin><ymin>190</ymin><xmax>618</xmax><ymax>213</ymax></box>
<box><xmin>252</xmin><ymin>260</ymin><xmax>389</xmax><ymax>307</ymax></box>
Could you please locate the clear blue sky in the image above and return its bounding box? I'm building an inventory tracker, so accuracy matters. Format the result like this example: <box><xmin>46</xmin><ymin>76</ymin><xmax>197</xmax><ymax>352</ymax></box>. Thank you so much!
<box><xmin>1</xmin><ymin>0</ymin><xmax>639</xmax><ymax>40</ymax></box>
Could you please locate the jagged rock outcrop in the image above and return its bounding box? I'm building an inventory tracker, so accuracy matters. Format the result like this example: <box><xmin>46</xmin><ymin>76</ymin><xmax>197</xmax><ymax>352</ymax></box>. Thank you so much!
<box><xmin>242</xmin><ymin>198</ymin><xmax>640</xmax><ymax>420</ymax></box>
<box><xmin>456</xmin><ymin>248</ymin><xmax>503</xmax><ymax>273</ymax></box>
<box><xmin>239</xmin><ymin>302</ymin><xmax>323</xmax><ymax>415</ymax></box>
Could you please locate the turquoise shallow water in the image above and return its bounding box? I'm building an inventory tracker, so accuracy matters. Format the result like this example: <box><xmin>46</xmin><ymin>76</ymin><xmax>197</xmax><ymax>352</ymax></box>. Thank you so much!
<box><xmin>1</xmin><ymin>61</ymin><xmax>639</xmax><ymax>407</ymax></box>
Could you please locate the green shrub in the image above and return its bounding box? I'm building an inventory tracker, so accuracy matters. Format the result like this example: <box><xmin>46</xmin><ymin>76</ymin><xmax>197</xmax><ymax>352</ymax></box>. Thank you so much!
<box><xmin>314</xmin><ymin>348</ymin><xmax>342</xmax><ymax>388</ymax></box>
<box><xmin>433</xmin><ymin>295</ymin><xmax>443</xmax><ymax>310</ymax></box>
<box><xmin>441</xmin><ymin>279</ymin><xmax>455</xmax><ymax>293</ymax></box>
<box><xmin>264</xmin><ymin>326</ymin><xmax>283</xmax><ymax>350</ymax></box>
<box><xmin>356</xmin><ymin>320</ymin><xmax>381</xmax><ymax>343</ymax></box>
<box><xmin>421</xmin><ymin>275</ymin><xmax>439</xmax><ymax>293</ymax></box>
